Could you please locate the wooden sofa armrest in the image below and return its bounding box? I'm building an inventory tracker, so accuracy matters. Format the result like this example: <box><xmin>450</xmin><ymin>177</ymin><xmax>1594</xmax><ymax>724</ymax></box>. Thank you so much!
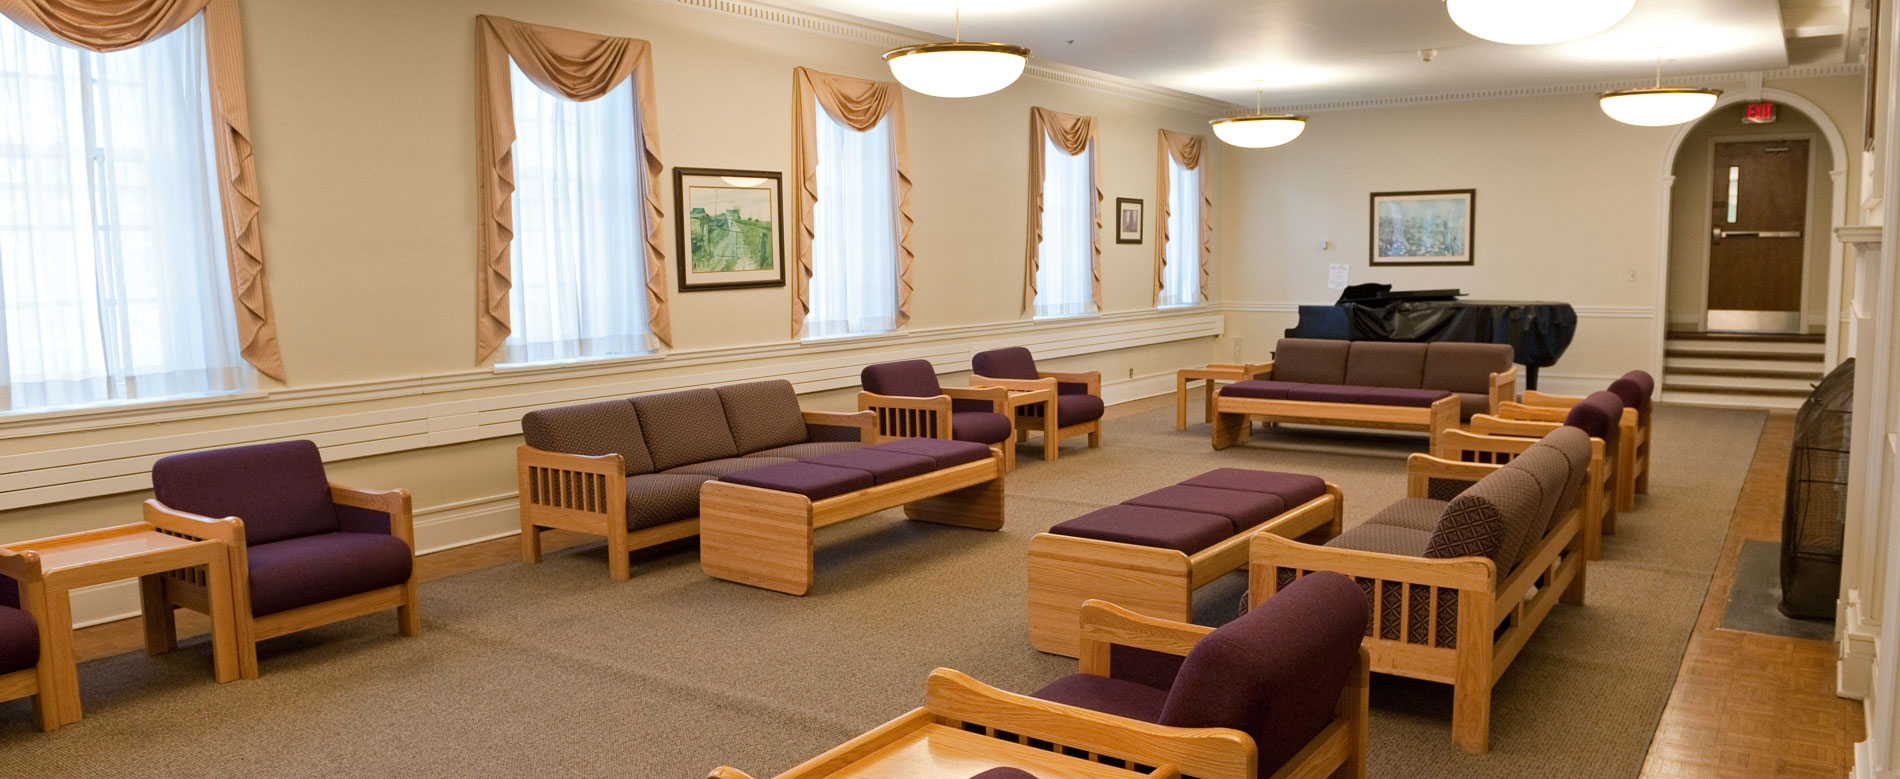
<box><xmin>1520</xmin><ymin>389</ymin><xmax>1585</xmax><ymax>408</ymax></box>
<box><xmin>802</xmin><ymin>409</ymin><xmax>877</xmax><ymax>443</ymax></box>
<box><xmin>1488</xmin><ymin>366</ymin><xmax>1518</xmax><ymax>412</ymax></box>
<box><xmin>857</xmin><ymin>392</ymin><xmax>954</xmax><ymax>439</ymax></box>
<box><xmin>925</xmin><ymin>668</ymin><xmax>1248</xmax><ymax>779</ymax></box>
<box><xmin>941</xmin><ymin>385</ymin><xmax>1009</xmax><ymax>413</ymax></box>
<box><xmin>1040</xmin><ymin>370</ymin><xmax>1103</xmax><ymax>396</ymax></box>
<box><xmin>143</xmin><ymin>499</ymin><xmax>246</xmax><ymax>546</ymax></box>
<box><xmin>971</xmin><ymin>375</ymin><xmax>1058</xmax><ymax>394</ymax></box>
<box><xmin>1250</xmin><ymin>532</ymin><xmax>1496</xmax><ymax>595</ymax></box>
<box><xmin>0</xmin><ymin>549</ymin><xmax>44</xmax><ymax>585</ymax></box>
<box><xmin>1467</xmin><ymin>413</ymin><xmax>1558</xmax><ymax>439</ymax></box>
<box><xmin>1404</xmin><ymin>452</ymin><xmax>1500</xmax><ymax>498</ymax></box>
<box><xmin>1076</xmin><ymin>599</ymin><xmax>1215</xmax><ymax>675</ymax></box>
<box><xmin>1495</xmin><ymin>401</ymin><xmax>1569</xmax><ymax>423</ymax></box>
<box><xmin>517</xmin><ymin>446</ymin><xmax>624</xmax><ymax>477</ymax></box>
<box><xmin>331</xmin><ymin>484</ymin><xmax>415</xmax><ymax>548</ymax></box>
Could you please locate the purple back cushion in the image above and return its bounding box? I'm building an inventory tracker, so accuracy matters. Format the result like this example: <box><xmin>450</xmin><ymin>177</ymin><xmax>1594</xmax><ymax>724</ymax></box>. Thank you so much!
<box><xmin>1563</xmin><ymin>391</ymin><xmax>1624</xmax><ymax>442</ymax></box>
<box><xmin>861</xmin><ymin>360</ymin><xmax>942</xmax><ymax>398</ymax></box>
<box><xmin>1158</xmin><ymin>571</ymin><xmax>1368</xmax><ymax>771</ymax></box>
<box><xmin>972</xmin><ymin>347</ymin><xmax>1039</xmax><ymax>380</ymax></box>
<box><xmin>1610</xmin><ymin>370</ymin><xmax>1655</xmax><ymax>418</ymax></box>
<box><xmin>152</xmin><ymin>440</ymin><xmax>338</xmax><ymax>546</ymax></box>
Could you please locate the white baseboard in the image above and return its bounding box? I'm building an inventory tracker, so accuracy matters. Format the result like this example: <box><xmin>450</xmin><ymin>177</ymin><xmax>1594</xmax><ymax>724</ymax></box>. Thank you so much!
<box><xmin>1839</xmin><ymin>588</ymin><xmax>1879</xmax><ymax>699</ymax></box>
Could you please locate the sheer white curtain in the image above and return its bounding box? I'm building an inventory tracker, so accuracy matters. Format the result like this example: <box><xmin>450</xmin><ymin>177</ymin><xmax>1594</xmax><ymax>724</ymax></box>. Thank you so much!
<box><xmin>1159</xmin><ymin>157</ymin><xmax>1201</xmax><ymax>307</ymax></box>
<box><xmin>806</xmin><ymin>100</ymin><xmax>898</xmax><ymax>339</ymax></box>
<box><xmin>503</xmin><ymin>60</ymin><xmax>649</xmax><ymax>364</ymax></box>
<box><xmin>0</xmin><ymin>14</ymin><xmax>244</xmax><ymax>413</ymax></box>
<box><xmin>1034</xmin><ymin>135</ymin><xmax>1094</xmax><ymax>319</ymax></box>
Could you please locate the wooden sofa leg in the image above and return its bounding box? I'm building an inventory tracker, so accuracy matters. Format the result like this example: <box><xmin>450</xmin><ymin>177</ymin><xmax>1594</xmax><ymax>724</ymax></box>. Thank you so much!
<box><xmin>1211</xmin><ymin>410</ymin><xmax>1249</xmax><ymax>450</ymax></box>
<box><xmin>1452</xmin><ymin>589</ymin><xmax>1493</xmax><ymax>754</ymax></box>
<box><xmin>905</xmin><ymin>477</ymin><xmax>1005</xmax><ymax>532</ymax></box>
<box><xmin>139</xmin><ymin>574</ymin><xmax>177</xmax><ymax>656</ymax></box>
<box><xmin>1043</xmin><ymin>417</ymin><xmax>1059</xmax><ymax>462</ymax></box>
<box><xmin>398</xmin><ymin>580</ymin><xmax>422</xmax><ymax>636</ymax></box>
<box><xmin>608</xmin><ymin>527</ymin><xmax>633</xmax><ymax>582</ymax></box>
<box><xmin>1087</xmin><ymin>422</ymin><xmax>1101</xmax><ymax>448</ymax></box>
<box><xmin>700</xmin><ymin>484</ymin><xmax>816</xmax><ymax>596</ymax></box>
<box><xmin>521</xmin><ymin>522</ymin><xmax>543</xmax><ymax>564</ymax></box>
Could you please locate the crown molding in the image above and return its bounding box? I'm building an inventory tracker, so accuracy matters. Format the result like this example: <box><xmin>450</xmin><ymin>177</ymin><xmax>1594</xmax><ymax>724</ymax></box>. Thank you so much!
<box><xmin>1261</xmin><ymin>63</ymin><xmax>1866</xmax><ymax>115</ymax></box>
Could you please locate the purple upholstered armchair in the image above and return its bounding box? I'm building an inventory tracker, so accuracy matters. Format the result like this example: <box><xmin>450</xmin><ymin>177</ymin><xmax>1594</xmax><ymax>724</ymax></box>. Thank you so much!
<box><xmin>970</xmin><ymin>347</ymin><xmax>1104</xmax><ymax>462</ymax></box>
<box><xmin>858</xmin><ymin>360</ymin><xmax>1017</xmax><ymax>470</ymax></box>
<box><xmin>0</xmin><ymin>551</ymin><xmax>54</xmax><ymax>730</ymax></box>
<box><xmin>144</xmin><ymin>440</ymin><xmax>419</xmax><ymax>678</ymax></box>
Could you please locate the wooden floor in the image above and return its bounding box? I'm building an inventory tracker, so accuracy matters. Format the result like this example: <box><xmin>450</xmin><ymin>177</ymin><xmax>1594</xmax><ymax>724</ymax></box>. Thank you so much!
<box><xmin>68</xmin><ymin>397</ymin><xmax>1866</xmax><ymax>776</ymax></box>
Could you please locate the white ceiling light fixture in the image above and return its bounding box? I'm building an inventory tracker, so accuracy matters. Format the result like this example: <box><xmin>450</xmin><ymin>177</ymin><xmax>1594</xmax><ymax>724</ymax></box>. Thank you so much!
<box><xmin>1210</xmin><ymin>82</ymin><xmax>1307</xmax><ymax>149</ymax></box>
<box><xmin>882</xmin><ymin>1</ymin><xmax>1029</xmax><ymax>98</ymax></box>
<box><xmin>1446</xmin><ymin>0</ymin><xmax>1635</xmax><ymax>45</ymax></box>
<box><xmin>1598</xmin><ymin>53</ymin><xmax>1721</xmax><ymax>126</ymax></box>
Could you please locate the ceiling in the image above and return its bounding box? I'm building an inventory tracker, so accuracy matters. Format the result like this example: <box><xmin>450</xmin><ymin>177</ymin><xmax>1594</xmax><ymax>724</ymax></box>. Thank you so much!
<box><xmin>775</xmin><ymin>0</ymin><xmax>1855</xmax><ymax>108</ymax></box>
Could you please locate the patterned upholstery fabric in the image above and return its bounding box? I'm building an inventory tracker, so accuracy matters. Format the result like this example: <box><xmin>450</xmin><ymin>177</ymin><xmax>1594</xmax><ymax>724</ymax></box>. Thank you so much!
<box><xmin>631</xmin><ymin>389</ymin><xmax>741</xmax><ymax>471</ymax></box>
<box><xmin>662</xmin><ymin>457</ymin><xmax>793</xmax><ymax>477</ymax></box>
<box><xmin>152</xmin><ymin>440</ymin><xmax>339</xmax><ymax>547</ymax></box>
<box><xmin>1032</xmin><ymin>672</ymin><xmax>1170</xmax><ymax>723</ymax></box>
<box><xmin>1502</xmin><ymin>445</ymin><xmax>1571</xmax><ymax>567</ymax></box>
<box><xmin>864</xmin><ymin>438</ymin><xmax>992</xmax><ymax>469</ymax></box>
<box><xmin>746</xmin><ymin>442</ymin><xmax>862</xmax><ymax>459</ymax></box>
<box><xmin>715</xmin><ymin>380</ymin><xmax>810</xmax><ymax>455</ymax></box>
<box><xmin>804</xmin><ymin>420</ymin><xmax>867</xmax><ymax>444</ymax></box>
<box><xmin>1179</xmin><ymin>469</ymin><xmax>1327</xmax><ymax>506</ymax></box>
<box><xmin>1543</xmin><ymin>426</ymin><xmax>1595</xmax><ymax>533</ymax></box>
<box><xmin>1562</xmin><ymin>391</ymin><xmax>1624</xmax><ymax>445</ymax></box>
<box><xmin>520</xmin><ymin>398</ymin><xmax>655</xmax><ymax>476</ymax></box>
<box><xmin>1425</xmin><ymin>466</ymin><xmax>1543</xmax><ymax>573</ymax></box>
<box><xmin>1123</xmin><ymin>485</ymin><xmax>1286</xmax><ymax>535</ymax></box>
<box><xmin>1426</xmin><ymin>476</ymin><xmax>1476</xmax><ymax>501</ymax></box>
<box><xmin>624</xmin><ymin>474</ymin><xmax>712</xmax><ymax>530</ymax></box>
<box><xmin>1363</xmin><ymin>497</ymin><xmax>1450</xmax><ymax>532</ymax></box>
<box><xmin>1610</xmin><ymin>370</ymin><xmax>1656</xmax><ymax>421</ymax></box>
<box><xmin>1271</xmin><ymin>339</ymin><xmax>1351</xmax><ymax>385</ymax></box>
<box><xmin>1158</xmin><ymin>571</ymin><xmax>1368</xmax><ymax>773</ymax></box>
<box><xmin>971</xmin><ymin>346</ymin><xmax>1040</xmax><ymax>380</ymax></box>
<box><xmin>245</xmin><ymin>532</ymin><xmax>413</xmax><ymax>616</ymax></box>
<box><xmin>1344</xmin><ymin>341</ymin><xmax>1427</xmax><ymax>388</ymax></box>
<box><xmin>1048</xmin><ymin>505</ymin><xmax>1235</xmax><ymax>555</ymax></box>
<box><xmin>799</xmin><ymin>449</ymin><xmax>938</xmax><ymax>484</ymax></box>
<box><xmin>1325</xmin><ymin>523</ymin><xmax>1432</xmax><ymax>556</ymax></box>
<box><xmin>860</xmin><ymin>359</ymin><xmax>942</xmax><ymax>397</ymax></box>
<box><xmin>950</xmin><ymin>411</ymin><xmax>1013</xmax><ymax>445</ymax></box>
<box><xmin>1219</xmin><ymin>380</ymin><xmax>1305</xmax><ymax>400</ymax></box>
<box><xmin>1422</xmin><ymin>342</ymin><xmax>1514</xmax><ymax>394</ymax></box>
<box><xmin>718</xmin><ymin>462</ymin><xmax>875</xmax><ymax>501</ymax></box>
<box><xmin>1053</xmin><ymin>393</ymin><xmax>1105</xmax><ymax>426</ymax></box>
<box><xmin>1454</xmin><ymin>392</ymin><xmax>1490</xmax><ymax>422</ymax></box>
<box><xmin>0</xmin><ymin>605</ymin><xmax>37</xmax><ymax>675</ymax></box>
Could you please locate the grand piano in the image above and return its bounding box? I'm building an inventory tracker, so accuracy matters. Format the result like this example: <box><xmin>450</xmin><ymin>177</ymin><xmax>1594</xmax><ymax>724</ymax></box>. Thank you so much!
<box><xmin>1284</xmin><ymin>286</ymin><xmax>1577</xmax><ymax>389</ymax></box>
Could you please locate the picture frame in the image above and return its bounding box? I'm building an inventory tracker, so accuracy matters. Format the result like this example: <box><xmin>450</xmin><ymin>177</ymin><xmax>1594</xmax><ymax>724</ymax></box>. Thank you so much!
<box><xmin>1115</xmin><ymin>197</ymin><xmax>1144</xmax><ymax>244</ymax></box>
<box><xmin>1369</xmin><ymin>189</ymin><xmax>1475</xmax><ymax>266</ymax></box>
<box><xmin>672</xmin><ymin>167</ymin><xmax>787</xmax><ymax>291</ymax></box>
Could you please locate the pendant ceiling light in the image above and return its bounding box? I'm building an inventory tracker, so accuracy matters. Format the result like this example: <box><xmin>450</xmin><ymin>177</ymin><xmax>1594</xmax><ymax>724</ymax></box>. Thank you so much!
<box><xmin>1598</xmin><ymin>54</ymin><xmax>1721</xmax><ymax>126</ymax></box>
<box><xmin>1210</xmin><ymin>82</ymin><xmax>1307</xmax><ymax>149</ymax></box>
<box><xmin>1446</xmin><ymin>0</ymin><xmax>1634</xmax><ymax>45</ymax></box>
<box><xmin>883</xmin><ymin>2</ymin><xmax>1029</xmax><ymax>98</ymax></box>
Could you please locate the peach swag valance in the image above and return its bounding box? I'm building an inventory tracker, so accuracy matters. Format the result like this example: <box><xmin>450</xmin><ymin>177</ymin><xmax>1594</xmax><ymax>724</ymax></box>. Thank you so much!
<box><xmin>790</xmin><ymin>66</ymin><xmax>914</xmax><ymax>338</ymax></box>
<box><xmin>1024</xmin><ymin>107</ymin><xmax>1102</xmax><ymax>313</ymax></box>
<box><xmin>0</xmin><ymin>0</ymin><xmax>285</xmax><ymax>380</ymax></box>
<box><xmin>1157</xmin><ymin>130</ymin><xmax>1212</xmax><ymax>304</ymax></box>
<box><xmin>475</xmin><ymin>15</ymin><xmax>669</xmax><ymax>362</ymax></box>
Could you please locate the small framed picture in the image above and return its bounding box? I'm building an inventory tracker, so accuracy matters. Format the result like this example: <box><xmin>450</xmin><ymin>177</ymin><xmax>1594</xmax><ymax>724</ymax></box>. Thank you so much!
<box><xmin>672</xmin><ymin>167</ymin><xmax>786</xmax><ymax>291</ymax></box>
<box><xmin>1370</xmin><ymin>189</ymin><xmax>1475</xmax><ymax>266</ymax></box>
<box><xmin>1115</xmin><ymin>197</ymin><xmax>1144</xmax><ymax>244</ymax></box>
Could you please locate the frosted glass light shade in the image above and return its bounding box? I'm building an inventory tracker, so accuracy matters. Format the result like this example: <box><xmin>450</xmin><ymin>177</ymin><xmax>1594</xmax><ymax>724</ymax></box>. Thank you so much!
<box><xmin>883</xmin><ymin>42</ymin><xmax>1030</xmax><ymax>98</ymax></box>
<box><xmin>1209</xmin><ymin>115</ymin><xmax>1307</xmax><ymax>148</ymax></box>
<box><xmin>1598</xmin><ymin>87</ymin><xmax>1722</xmax><ymax>126</ymax></box>
<box><xmin>1447</xmin><ymin>0</ymin><xmax>1634</xmax><ymax>44</ymax></box>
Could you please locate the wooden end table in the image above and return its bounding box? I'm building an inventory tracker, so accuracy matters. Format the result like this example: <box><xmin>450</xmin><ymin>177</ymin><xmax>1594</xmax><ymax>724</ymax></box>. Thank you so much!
<box><xmin>4</xmin><ymin>522</ymin><xmax>239</xmax><ymax>726</ymax></box>
<box><xmin>1175</xmin><ymin>363</ymin><xmax>1271</xmax><ymax>430</ymax></box>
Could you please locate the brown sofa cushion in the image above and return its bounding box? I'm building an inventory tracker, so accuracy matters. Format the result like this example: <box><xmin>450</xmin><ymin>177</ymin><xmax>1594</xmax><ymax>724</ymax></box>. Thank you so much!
<box><xmin>664</xmin><ymin>456</ymin><xmax>795</xmax><ymax>477</ymax></box>
<box><xmin>1362</xmin><ymin>497</ymin><xmax>1449</xmax><ymax>532</ymax></box>
<box><xmin>1421</xmin><ymin>342</ymin><xmax>1514</xmax><ymax>395</ymax></box>
<box><xmin>1344</xmin><ymin>341</ymin><xmax>1426</xmax><ymax>388</ymax></box>
<box><xmin>1454</xmin><ymin>392</ymin><xmax>1490</xmax><ymax>421</ymax></box>
<box><xmin>716</xmin><ymin>380</ymin><xmax>811</xmax><ymax>455</ymax></box>
<box><xmin>1271</xmin><ymin>339</ymin><xmax>1350</xmax><ymax>385</ymax></box>
<box><xmin>1543</xmin><ymin>426</ymin><xmax>1595</xmax><ymax>533</ymax></box>
<box><xmin>1325</xmin><ymin>522</ymin><xmax>1432</xmax><ymax>556</ymax></box>
<box><xmin>747</xmin><ymin>441</ymin><xmax>862</xmax><ymax>459</ymax></box>
<box><xmin>631</xmin><ymin>389</ymin><xmax>740</xmax><ymax>471</ymax></box>
<box><xmin>521</xmin><ymin>399</ymin><xmax>655</xmax><ymax>476</ymax></box>
<box><xmin>1425</xmin><ymin>466</ymin><xmax>1543</xmax><ymax>573</ymax></box>
<box><xmin>624</xmin><ymin>473</ymin><xmax>713</xmax><ymax>530</ymax></box>
<box><xmin>1501</xmin><ymin>445</ymin><xmax>1569</xmax><ymax>567</ymax></box>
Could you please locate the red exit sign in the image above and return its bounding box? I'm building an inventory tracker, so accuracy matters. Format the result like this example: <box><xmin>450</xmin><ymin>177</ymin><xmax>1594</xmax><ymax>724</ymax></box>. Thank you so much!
<box><xmin>1743</xmin><ymin>102</ymin><xmax>1778</xmax><ymax>124</ymax></box>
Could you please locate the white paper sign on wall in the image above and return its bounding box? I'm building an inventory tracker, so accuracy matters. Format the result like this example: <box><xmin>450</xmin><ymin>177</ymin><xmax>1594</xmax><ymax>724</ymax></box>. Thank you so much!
<box><xmin>1327</xmin><ymin>263</ymin><xmax>1349</xmax><ymax>290</ymax></box>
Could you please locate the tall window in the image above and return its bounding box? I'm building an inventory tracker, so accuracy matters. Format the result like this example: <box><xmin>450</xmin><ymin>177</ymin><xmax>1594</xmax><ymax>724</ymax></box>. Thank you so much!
<box><xmin>0</xmin><ymin>15</ymin><xmax>244</xmax><ymax>413</ymax></box>
<box><xmin>503</xmin><ymin>61</ymin><xmax>650</xmax><ymax>364</ymax></box>
<box><xmin>1033</xmin><ymin>134</ymin><xmax>1095</xmax><ymax>319</ymax></box>
<box><xmin>1159</xmin><ymin>156</ymin><xmax>1201</xmax><ymax>307</ymax></box>
<box><xmin>806</xmin><ymin>101</ymin><xmax>897</xmax><ymax>339</ymax></box>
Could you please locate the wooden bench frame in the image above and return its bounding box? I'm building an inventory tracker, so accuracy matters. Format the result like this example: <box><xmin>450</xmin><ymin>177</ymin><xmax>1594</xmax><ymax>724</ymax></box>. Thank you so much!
<box><xmin>712</xmin><ymin>601</ymin><xmax>1367</xmax><ymax>779</ymax></box>
<box><xmin>970</xmin><ymin>369</ymin><xmax>1104</xmax><ymax>462</ymax></box>
<box><xmin>1514</xmin><ymin>390</ymin><xmax>1649</xmax><ymax>512</ymax></box>
<box><xmin>1212</xmin><ymin>392</ymin><xmax>1462</xmax><ymax>451</ymax></box>
<box><xmin>517</xmin><ymin>410</ymin><xmax>878</xmax><ymax>581</ymax></box>
<box><xmin>1026</xmin><ymin>486</ymin><xmax>1343</xmax><ymax>657</ymax></box>
<box><xmin>699</xmin><ymin>455</ymin><xmax>1006</xmax><ymax>595</ymax></box>
<box><xmin>0</xmin><ymin>550</ymin><xmax>59</xmax><ymax>731</ymax></box>
<box><xmin>1248</xmin><ymin>452</ymin><xmax>1587</xmax><ymax>755</ymax></box>
<box><xmin>1461</xmin><ymin>411</ymin><xmax>1618</xmax><ymax>560</ymax></box>
<box><xmin>859</xmin><ymin>386</ymin><xmax>1019</xmax><ymax>472</ymax></box>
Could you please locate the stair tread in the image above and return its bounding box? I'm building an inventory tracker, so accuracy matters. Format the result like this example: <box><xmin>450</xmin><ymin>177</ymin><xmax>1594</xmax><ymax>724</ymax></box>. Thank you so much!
<box><xmin>1666</xmin><ymin>330</ymin><xmax>1825</xmax><ymax>343</ymax></box>
<box><xmin>1661</xmin><ymin>383</ymin><xmax>1812</xmax><ymax>397</ymax></box>
<box><xmin>1665</xmin><ymin>366</ymin><xmax>1824</xmax><ymax>379</ymax></box>
<box><xmin>1663</xmin><ymin>349</ymin><xmax>1825</xmax><ymax>362</ymax></box>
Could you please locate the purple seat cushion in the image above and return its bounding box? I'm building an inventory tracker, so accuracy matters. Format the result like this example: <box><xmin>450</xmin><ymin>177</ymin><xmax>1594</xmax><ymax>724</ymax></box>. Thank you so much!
<box><xmin>1054</xmin><ymin>393</ymin><xmax>1104</xmax><ymax>426</ymax></box>
<box><xmin>246</xmin><ymin>532</ymin><xmax>413</xmax><ymax>617</ymax></box>
<box><xmin>1271</xmin><ymin>339</ymin><xmax>1351</xmax><ymax>385</ymax></box>
<box><xmin>0</xmin><ymin>605</ymin><xmax>37</xmax><ymax>675</ymax></box>
<box><xmin>1032</xmin><ymin>672</ymin><xmax>1170</xmax><ymax>724</ymax></box>
<box><xmin>972</xmin><ymin>346</ymin><xmax>1040</xmax><ymax>380</ymax></box>
<box><xmin>152</xmin><ymin>440</ymin><xmax>339</xmax><ymax>547</ymax></box>
<box><xmin>799</xmin><ymin>449</ymin><xmax>938</xmax><ymax>484</ymax></box>
<box><xmin>1355</xmin><ymin>387</ymin><xmax>1453</xmax><ymax>407</ymax></box>
<box><xmin>1048</xmin><ymin>505</ymin><xmax>1234</xmax><ymax>555</ymax></box>
<box><xmin>951</xmin><ymin>411</ymin><xmax>1013</xmax><ymax>445</ymax></box>
<box><xmin>1219</xmin><ymin>380</ymin><xmax>1306</xmax><ymax>400</ymax></box>
<box><xmin>1563</xmin><ymin>391</ymin><xmax>1624</xmax><ymax>443</ymax></box>
<box><xmin>1179</xmin><ymin>469</ymin><xmax>1328</xmax><ymax>507</ymax></box>
<box><xmin>1123</xmin><ymin>485</ymin><xmax>1286</xmax><ymax>535</ymax></box>
<box><xmin>718</xmin><ymin>462</ymin><xmax>874</xmax><ymax>501</ymax></box>
<box><xmin>861</xmin><ymin>359</ymin><xmax>942</xmax><ymax>397</ymax></box>
<box><xmin>968</xmin><ymin>771</ymin><xmax>1038</xmax><ymax>779</ymax></box>
<box><xmin>1159</xmin><ymin>571</ymin><xmax>1369</xmax><ymax>773</ymax></box>
<box><xmin>1285</xmin><ymin>384</ymin><xmax>1365</xmax><ymax>404</ymax></box>
<box><xmin>864</xmin><ymin>438</ymin><xmax>993</xmax><ymax>469</ymax></box>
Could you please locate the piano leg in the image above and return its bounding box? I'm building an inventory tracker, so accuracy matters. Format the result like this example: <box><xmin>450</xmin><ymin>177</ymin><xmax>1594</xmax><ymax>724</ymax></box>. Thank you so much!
<box><xmin>1525</xmin><ymin>365</ymin><xmax>1540</xmax><ymax>391</ymax></box>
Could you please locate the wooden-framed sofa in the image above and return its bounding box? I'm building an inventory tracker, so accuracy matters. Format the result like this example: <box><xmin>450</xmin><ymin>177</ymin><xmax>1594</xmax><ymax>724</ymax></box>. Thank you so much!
<box><xmin>970</xmin><ymin>346</ymin><xmax>1105</xmax><ymax>462</ymax></box>
<box><xmin>517</xmin><ymin>380</ymin><xmax>877</xmax><ymax>580</ymax></box>
<box><xmin>712</xmin><ymin>573</ymin><xmax>1370</xmax><ymax>779</ymax></box>
<box><xmin>700</xmin><ymin>438</ymin><xmax>1006</xmax><ymax>595</ymax></box>
<box><xmin>859</xmin><ymin>359</ymin><xmax>1020</xmax><ymax>471</ymax></box>
<box><xmin>1512</xmin><ymin>369</ymin><xmax>1654</xmax><ymax>512</ymax></box>
<box><xmin>1465</xmin><ymin>389</ymin><xmax>1624</xmax><ymax>559</ymax></box>
<box><xmin>0</xmin><ymin>551</ymin><xmax>56</xmax><ymax>731</ymax></box>
<box><xmin>144</xmin><ymin>440</ymin><xmax>421</xmax><ymax>679</ymax></box>
<box><xmin>1210</xmin><ymin>339</ymin><xmax>1515</xmax><ymax>452</ymax></box>
<box><xmin>1249</xmin><ymin>426</ymin><xmax>1592</xmax><ymax>754</ymax></box>
<box><xmin>1026</xmin><ymin>468</ymin><xmax>1341</xmax><ymax>657</ymax></box>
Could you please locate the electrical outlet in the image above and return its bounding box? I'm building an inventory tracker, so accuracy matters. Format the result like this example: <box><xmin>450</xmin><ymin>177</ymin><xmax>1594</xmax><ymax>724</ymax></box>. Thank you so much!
<box><xmin>1127</xmin><ymin>368</ymin><xmax>1135</xmax><ymax>379</ymax></box>
<box><xmin>1232</xmin><ymin>338</ymin><xmax>1243</xmax><ymax>360</ymax></box>
<box><xmin>1626</xmin><ymin>269</ymin><xmax>1637</xmax><ymax>282</ymax></box>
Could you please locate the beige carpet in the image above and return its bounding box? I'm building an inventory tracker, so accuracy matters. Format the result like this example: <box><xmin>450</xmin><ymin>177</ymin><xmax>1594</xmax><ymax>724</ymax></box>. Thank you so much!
<box><xmin>0</xmin><ymin>402</ymin><xmax>1765</xmax><ymax>778</ymax></box>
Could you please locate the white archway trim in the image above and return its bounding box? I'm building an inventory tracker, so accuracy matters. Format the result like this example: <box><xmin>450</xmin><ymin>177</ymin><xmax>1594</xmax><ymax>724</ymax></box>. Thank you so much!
<box><xmin>1650</xmin><ymin>87</ymin><xmax>1851</xmax><ymax>379</ymax></box>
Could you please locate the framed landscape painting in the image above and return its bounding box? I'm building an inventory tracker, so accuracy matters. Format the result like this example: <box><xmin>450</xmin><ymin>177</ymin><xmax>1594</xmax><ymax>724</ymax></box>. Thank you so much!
<box><xmin>673</xmin><ymin>167</ymin><xmax>786</xmax><ymax>290</ymax></box>
<box><xmin>1370</xmin><ymin>189</ymin><xmax>1475</xmax><ymax>266</ymax></box>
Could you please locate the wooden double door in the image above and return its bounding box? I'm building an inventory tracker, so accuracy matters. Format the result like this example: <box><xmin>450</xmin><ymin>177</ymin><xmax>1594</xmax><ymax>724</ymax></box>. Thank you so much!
<box><xmin>1706</xmin><ymin>139</ymin><xmax>1809</xmax><ymax>332</ymax></box>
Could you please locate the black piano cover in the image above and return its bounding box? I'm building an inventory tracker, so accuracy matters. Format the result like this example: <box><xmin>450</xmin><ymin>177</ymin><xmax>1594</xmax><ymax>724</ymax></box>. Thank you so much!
<box><xmin>1287</xmin><ymin>301</ymin><xmax>1578</xmax><ymax>368</ymax></box>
